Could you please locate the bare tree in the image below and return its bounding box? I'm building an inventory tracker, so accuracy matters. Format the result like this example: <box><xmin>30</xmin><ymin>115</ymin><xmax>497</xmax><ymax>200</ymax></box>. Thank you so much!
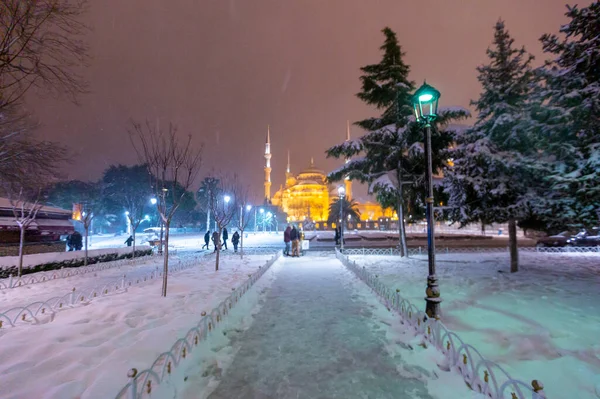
<box><xmin>236</xmin><ymin>184</ymin><xmax>252</xmax><ymax>257</ymax></box>
<box><xmin>129</xmin><ymin>120</ymin><xmax>203</xmax><ymax>297</ymax></box>
<box><xmin>80</xmin><ymin>207</ymin><xmax>94</xmax><ymax>265</ymax></box>
<box><xmin>1</xmin><ymin>184</ymin><xmax>43</xmax><ymax>276</ymax></box>
<box><xmin>208</xmin><ymin>174</ymin><xmax>244</xmax><ymax>270</ymax></box>
<box><xmin>0</xmin><ymin>0</ymin><xmax>89</xmax><ymax>111</ymax></box>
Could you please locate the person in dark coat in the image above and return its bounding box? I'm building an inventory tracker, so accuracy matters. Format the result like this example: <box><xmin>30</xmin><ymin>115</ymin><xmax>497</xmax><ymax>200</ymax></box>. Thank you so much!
<box><xmin>232</xmin><ymin>231</ymin><xmax>240</xmax><ymax>252</ymax></box>
<box><xmin>283</xmin><ymin>225</ymin><xmax>291</xmax><ymax>256</ymax></box>
<box><xmin>125</xmin><ymin>235</ymin><xmax>134</xmax><ymax>247</ymax></box>
<box><xmin>66</xmin><ymin>234</ymin><xmax>73</xmax><ymax>251</ymax></box>
<box><xmin>290</xmin><ymin>226</ymin><xmax>299</xmax><ymax>257</ymax></box>
<box><xmin>71</xmin><ymin>231</ymin><xmax>83</xmax><ymax>250</ymax></box>
<box><xmin>203</xmin><ymin>231</ymin><xmax>210</xmax><ymax>250</ymax></box>
<box><xmin>212</xmin><ymin>231</ymin><xmax>220</xmax><ymax>252</ymax></box>
<box><xmin>334</xmin><ymin>226</ymin><xmax>340</xmax><ymax>245</ymax></box>
<box><xmin>222</xmin><ymin>227</ymin><xmax>229</xmax><ymax>250</ymax></box>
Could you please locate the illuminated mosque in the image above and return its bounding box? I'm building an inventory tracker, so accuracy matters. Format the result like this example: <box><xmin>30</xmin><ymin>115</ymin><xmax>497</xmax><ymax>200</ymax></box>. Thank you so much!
<box><xmin>262</xmin><ymin>125</ymin><xmax>395</xmax><ymax>228</ymax></box>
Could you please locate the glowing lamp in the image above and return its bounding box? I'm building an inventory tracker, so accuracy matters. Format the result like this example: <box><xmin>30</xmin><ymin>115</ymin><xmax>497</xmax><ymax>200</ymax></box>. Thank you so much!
<box><xmin>411</xmin><ymin>82</ymin><xmax>440</xmax><ymax>125</ymax></box>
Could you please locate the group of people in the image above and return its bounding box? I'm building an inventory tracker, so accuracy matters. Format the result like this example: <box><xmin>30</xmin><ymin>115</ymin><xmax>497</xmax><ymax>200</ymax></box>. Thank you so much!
<box><xmin>283</xmin><ymin>225</ymin><xmax>304</xmax><ymax>257</ymax></box>
<box><xmin>66</xmin><ymin>231</ymin><xmax>83</xmax><ymax>251</ymax></box>
<box><xmin>203</xmin><ymin>227</ymin><xmax>241</xmax><ymax>252</ymax></box>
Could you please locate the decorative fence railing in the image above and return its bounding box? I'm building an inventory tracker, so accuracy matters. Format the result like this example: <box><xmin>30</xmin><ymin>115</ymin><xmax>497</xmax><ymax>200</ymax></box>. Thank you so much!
<box><xmin>0</xmin><ymin>256</ymin><xmax>203</xmax><ymax>328</ymax></box>
<box><xmin>218</xmin><ymin>247</ymin><xmax>282</xmax><ymax>256</ymax></box>
<box><xmin>114</xmin><ymin>251</ymin><xmax>282</xmax><ymax>399</ymax></box>
<box><xmin>341</xmin><ymin>246</ymin><xmax>600</xmax><ymax>256</ymax></box>
<box><xmin>0</xmin><ymin>255</ymin><xmax>156</xmax><ymax>290</ymax></box>
<box><xmin>335</xmin><ymin>249</ymin><xmax>547</xmax><ymax>399</ymax></box>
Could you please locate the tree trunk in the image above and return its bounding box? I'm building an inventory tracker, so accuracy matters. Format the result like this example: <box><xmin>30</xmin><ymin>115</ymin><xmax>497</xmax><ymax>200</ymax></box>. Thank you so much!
<box><xmin>215</xmin><ymin>229</ymin><xmax>221</xmax><ymax>271</ymax></box>
<box><xmin>396</xmin><ymin>163</ymin><xmax>408</xmax><ymax>257</ymax></box>
<box><xmin>159</xmin><ymin>221</ymin><xmax>164</xmax><ymax>255</ymax></box>
<box><xmin>240</xmin><ymin>229</ymin><xmax>244</xmax><ymax>258</ymax></box>
<box><xmin>18</xmin><ymin>226</ymin><xmax>25</xmax><ymax>277</ymax></box>
<box><xmin>397</xmin><ymin>195</ymin><xmax>408</xmax><ymax>257</ymax></box>
<box><xmin>84</xmin><ymin>226</ymin><xmax>89</xmax><ymax>266</ymax></box>
<box><xmin>481</xmin><ymin>221</ymin><xmax>486</xmax><ymax>235</ymax></box>
<box><xmin>161</xmin><ymin>222</ymin><xmax>170</xmax><ymax>296</ymax></box>
<box><xmin>508</xmin><ymin>218</ymin><xmax>518</xmax><ymax>273</ymax></box>
<box><xmin>132</xmin><ymin>229</ymin><xmax>136</xmax><ymax>259</ymax></box>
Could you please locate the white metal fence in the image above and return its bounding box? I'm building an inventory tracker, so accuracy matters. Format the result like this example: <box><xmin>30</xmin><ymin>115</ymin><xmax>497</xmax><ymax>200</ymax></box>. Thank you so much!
<box><xmin>335</xmin><ymin>249</ymin><xmax>547</xmax><ymax>399</ymax></box>
<box><xmin>217</xmin><ymin>247</ymin><xmax>282</xmax><ymax>256</ymax></box>
<box><xmin>341</xmin><ymin>246</ymin><xmax>600</xmax><ymax>256</ymax></box>
<box><xmin>0</xmin><ymin>257</ymin><xmax>202</xmax><ymax>328</ymax></box>
<box><xmin>0</xmin><ymin>255</ymin><xmax>155</xmax><ymax>290</ymax></box>
<box><xmin>113</xmin><ymin>251</ymin><xmax>282</xmax><ymax>399</ymax></box>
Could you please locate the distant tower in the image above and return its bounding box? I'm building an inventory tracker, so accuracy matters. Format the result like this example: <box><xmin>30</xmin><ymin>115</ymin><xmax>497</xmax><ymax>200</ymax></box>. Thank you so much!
<box><xmin>264</xmin><ymin>125</ymin><xmax>272</xmax><ymax>202</ymax></box>
<box><xmin>344</xmin><ymin>120</ymin><xmax>353</xmax><ymax>199</ymax></box>
<box><xmin>286</xmin><ymin>149</ymin><xmax>291</xmax><ymax>177</ymax></box>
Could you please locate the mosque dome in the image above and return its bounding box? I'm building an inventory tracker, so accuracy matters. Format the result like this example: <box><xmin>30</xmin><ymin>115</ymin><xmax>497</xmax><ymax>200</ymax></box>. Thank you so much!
<box><xmin>296</xmin><ymin>158</ymin><xmax>327</xmax><ymax>185</ymax></box>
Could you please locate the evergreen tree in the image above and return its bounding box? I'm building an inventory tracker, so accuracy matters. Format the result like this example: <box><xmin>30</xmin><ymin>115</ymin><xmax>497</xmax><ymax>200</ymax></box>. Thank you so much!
<box><xmin>529</xmin><ymin>2</ymin><xmax>600</xmax><ymax>231</ymax></box>
<box><xmin>443</xmin><ymin>20</ymin><xmax>536</xmax><ymax>273</ymax></box>
<box><xmin>327</xmin><ymin>27</ymin><xmax>468</xmax><ymax>256</ymax></box>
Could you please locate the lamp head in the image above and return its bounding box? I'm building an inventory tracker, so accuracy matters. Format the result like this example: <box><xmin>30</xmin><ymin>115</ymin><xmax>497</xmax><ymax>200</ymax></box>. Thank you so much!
<box><xmin>412</xmin><ymin>81</ymin><xmax>441</xmax><ymax>125</ymax></box>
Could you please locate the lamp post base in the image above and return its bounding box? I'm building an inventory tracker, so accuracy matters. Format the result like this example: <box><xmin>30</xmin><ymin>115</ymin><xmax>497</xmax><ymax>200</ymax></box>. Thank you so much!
<box><xmin>425</xmin><ymin>274</ymin><xmax>442</xmax><ymax>319</ymax></box>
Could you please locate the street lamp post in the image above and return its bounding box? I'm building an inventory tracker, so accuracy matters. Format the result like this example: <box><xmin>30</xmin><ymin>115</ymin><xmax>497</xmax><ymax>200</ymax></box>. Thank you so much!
<box><xmin>338</xmin><ymin>186</ymin><xmax>345</xmax><ymax>252</ymax></box>
<box><xmin>412</xmin><ymin>81</ymin><xmax>442</xmax><ymax>320</ymax></box>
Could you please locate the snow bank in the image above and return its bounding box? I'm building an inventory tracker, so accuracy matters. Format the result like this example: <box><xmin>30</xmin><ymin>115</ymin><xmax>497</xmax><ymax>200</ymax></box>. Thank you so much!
<box><xmin>351</xmin><ymin>251</ymin><xmax>600</xmax><ymax>398</ymax></box>
<box><xmin>0</xmin><ymin>253</ymin><xmax>277</xmax><ymax>399</ymax></box>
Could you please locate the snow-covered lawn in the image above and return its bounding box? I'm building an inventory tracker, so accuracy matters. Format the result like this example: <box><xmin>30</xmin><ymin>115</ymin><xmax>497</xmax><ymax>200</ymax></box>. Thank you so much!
<box><xmin>0</xmin><ymin>253</ymin><xmax>277</xmax><ymax>399</ymax></box>
<box><xmin>87</xmin><ymin>232</ymin><xmax>285</xmax><ymax>250</ymax></box>
<box><xmin>351</xmin><ymin>252</ymin><xmax>600</xmax><ymax>398</ymax></box>
<box><xmin>0</xmin><ymin>255</ymin><xmax>182</xmax><ymax>312</ymax></box>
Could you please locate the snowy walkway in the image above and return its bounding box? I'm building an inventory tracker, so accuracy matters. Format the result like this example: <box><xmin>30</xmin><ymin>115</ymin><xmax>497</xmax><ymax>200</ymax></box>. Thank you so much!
<box><xmin>205</xmin><ymin>255</ymin><xmax>433</xmax><ymax>399</ymax></box>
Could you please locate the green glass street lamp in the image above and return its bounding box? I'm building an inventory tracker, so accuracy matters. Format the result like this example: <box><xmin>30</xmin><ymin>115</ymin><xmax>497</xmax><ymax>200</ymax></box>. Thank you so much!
<box><xmin>411</xmin><ymin>81</ymin><xmax>442</xmax><ymax>320</ymax></box>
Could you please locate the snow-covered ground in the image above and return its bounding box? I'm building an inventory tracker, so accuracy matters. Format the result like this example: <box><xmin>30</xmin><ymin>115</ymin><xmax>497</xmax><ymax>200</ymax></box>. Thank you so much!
<box><xmin>350</xmin><ymin>252</ymin><xmax>600</xmax><ymax>398</ymax></box>
<box><xmin>0</xmin><ymin>253</ymin><xmax>276</xmax><ymax>399</ymax></box>
<box><xmin>85</xmin><ymin>231</ymin><xmax>285</xmax><ymax>250</ymax></box>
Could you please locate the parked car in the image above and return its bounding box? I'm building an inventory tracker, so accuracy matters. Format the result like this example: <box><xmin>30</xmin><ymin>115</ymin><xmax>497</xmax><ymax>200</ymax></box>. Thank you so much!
<box><xmin>565</xmin><ymin>231</ymin><xmax>600</xmax><ymax>247</ymax></box>
<box><xmin>535</xmin><ymin>231</ymin><xmax>572</xmax><ymax>248</ymax></box>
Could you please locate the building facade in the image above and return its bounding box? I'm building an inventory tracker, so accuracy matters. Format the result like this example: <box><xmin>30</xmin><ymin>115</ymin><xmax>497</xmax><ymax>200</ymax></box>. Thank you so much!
<box><xmin>263</xmin><ymin>126</ymin><xmax>394</xmax><ymax>228</ymax></box>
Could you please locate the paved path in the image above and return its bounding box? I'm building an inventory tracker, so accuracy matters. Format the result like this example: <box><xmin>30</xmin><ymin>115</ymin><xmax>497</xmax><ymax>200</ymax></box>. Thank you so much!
<box><xmin>206</xmin><ymin>255</ymin><xmax>433</xmax><ymax>399</ymax></box>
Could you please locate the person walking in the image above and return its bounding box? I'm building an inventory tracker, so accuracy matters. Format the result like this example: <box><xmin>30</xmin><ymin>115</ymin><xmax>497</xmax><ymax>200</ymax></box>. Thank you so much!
<box><xmin>202</xmin><ymin>231</ymin><xmax>210</xmax><ymax>250</ymax></box>
<box><xmin>212</xmin><ymin>231</ymin><xmax>220</xmax><ymax>252</ymax></box>
<box><xmin>334</xmin><ymin>226</ymin><xmax>340</xmax><ymax>246</ymax></box>
<box><xmin>283</xmin><ymin>225</ymin><xmax>291</xmax><ymax>256</ymax></box>
<box><xmin>290</xmin><ymin>225</ymin><xmax>299</xmax><ymax>257</ymax></box>
<box><xmin>222</xmin><ymin>227</ymin><xmax>229</xmax><ymax>250</ymax></box>
<box><xmin>232</xmin><ymin>231</ymin><xmax>240</xmax><ymax>252</ymax></box>
<box><xmin>125</xmin><ymin>235</ymin><xmax>134</xmax><ymax>247</ymax></box>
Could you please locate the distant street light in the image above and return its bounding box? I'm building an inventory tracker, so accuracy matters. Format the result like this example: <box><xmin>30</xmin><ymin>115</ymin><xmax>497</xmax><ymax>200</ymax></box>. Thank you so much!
<box><xmin>338</xmin><ymin>186</ymin><xmax>345</xmax><ymax>251</ymax></box>
<box><xmin>150</xmin><ymin>198</ymin><xmax>157</xmax><ymax>205</ymax></box>
<box><xmin>224</xmin><ymin>195</ymin><xmax>231</xmax><ymax>203</ymax></box>
<box><xmin>412</xmin><ymin>81</ymin><xmax>442</xmax><ymax>320</ymax></box>
<box><xmin>246</xmin><ymin>204</ymin><xmax>252</xmax><ymax>211</ymax></box>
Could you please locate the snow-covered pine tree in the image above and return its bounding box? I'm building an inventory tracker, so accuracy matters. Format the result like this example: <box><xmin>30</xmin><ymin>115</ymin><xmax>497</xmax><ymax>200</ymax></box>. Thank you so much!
<box><xmin>444</xmin><ymin>20</ymin><xmax>536</xmax><ymax>273</ymax></box>
<box><xmin>528</xmin><ymin>2</ymin><xmax>600</xmax><ymax>231</ymax></box>
<box><xmin>327</xmin><ymin>27</ymin><xmax>468</xmax><ymax>256</ymax></box>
